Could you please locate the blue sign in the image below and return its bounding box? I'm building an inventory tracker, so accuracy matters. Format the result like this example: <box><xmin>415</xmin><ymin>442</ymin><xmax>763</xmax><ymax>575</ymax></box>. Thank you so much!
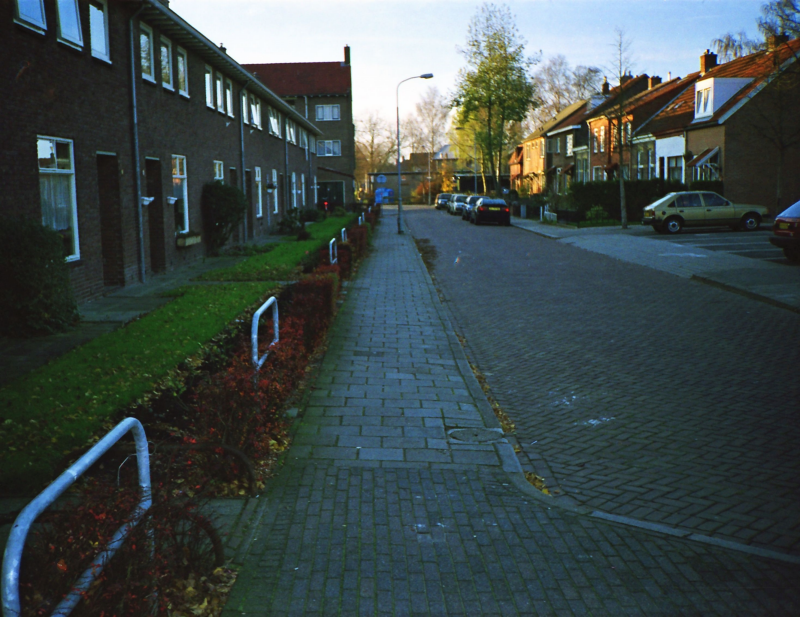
<box><xmin>376</xmin><ymin>174</ymin><xmax>387</xmax><ymax>184</ymax></box>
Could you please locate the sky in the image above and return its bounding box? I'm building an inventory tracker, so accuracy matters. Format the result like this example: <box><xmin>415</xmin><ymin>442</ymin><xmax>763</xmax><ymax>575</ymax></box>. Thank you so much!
<box><xmin>168</xmin><ymin>0</ymin><xmax>765</xmax><ymax>127</ymax></box>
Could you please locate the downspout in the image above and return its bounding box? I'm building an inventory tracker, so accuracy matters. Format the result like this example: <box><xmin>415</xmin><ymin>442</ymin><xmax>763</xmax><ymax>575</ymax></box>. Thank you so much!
<box><xmin>284</xmin><ymin>115</ymin><xmax>290</xmax><ymax>210</ymax></box>
<box><xmin>130</xmin><ymin>5</ymin><xmax>146</xmax><ymax>283</ymax></box>
<box><xmin>240</xmin><ymin>81</ymin><xmax>250</xmax><ymax>241</ymax></box>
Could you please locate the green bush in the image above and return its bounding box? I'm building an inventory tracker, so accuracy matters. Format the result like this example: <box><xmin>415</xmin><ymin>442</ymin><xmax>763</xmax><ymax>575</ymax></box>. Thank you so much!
<box><xmin>277</xmin><ymin>208</ymin><xmax>303</xmax><ymax>234</ymax></box>
<box><xmin>333</xmin><ymin>206</ymin><xmax>346</xmax><ymax>217</ymax></box>
<box><xmin>690</xmin><ymin>180</ymin><xmax>724</xmax><ymax>195</ymax></box>
<box><xmin>201</xmin><ymin>181</ymin><xmax>247</xmax><ymax>253</ymax></box>
<box><xmin>301</xmin><ymin>208</ymin><xmax>324</xmax><ymax>223</ymax></box>
<box><xmin>0</xmin><ymin>218</ymin><xmax>79</xmax><ymax>337</ymax></box>
<box><xmin>567</xmin><ymin>179</ymin><xmax>687</xmax><ymax>222</ymax></box>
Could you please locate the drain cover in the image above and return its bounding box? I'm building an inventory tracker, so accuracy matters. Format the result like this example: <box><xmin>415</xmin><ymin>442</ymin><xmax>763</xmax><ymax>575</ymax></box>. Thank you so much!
<box><xmin>448</xmin><ymin>427</ymin><xmax>504</xmax><ymax>443</ymax></box>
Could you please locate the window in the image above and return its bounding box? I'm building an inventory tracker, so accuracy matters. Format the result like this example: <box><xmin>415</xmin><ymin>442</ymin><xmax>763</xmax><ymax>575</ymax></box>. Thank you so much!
<box><xmin>599</xmin><ymin>126</ymin><xmax>605</xmax><ymax>152</ymax></box>
<box><xmin>38</xmin><ymin>137</ymin><xmax>79</xmax><ymax>261</ymax></box>
<box><xmin>701</xmin><ymin>192</ymin><xmax>728</xmax><ymax>207</ymax></box>
<box><xmin>176</xmin><ymin>47</ymin><xmax>188</xmax><ymax>96</ymax></box>
<box><xmin>317</xmin><ymin>140</ymin><xmax>341</xmax><ymax>157</ymax></box>
<box><xmin>315</xmin><ymin>104</ymin><xmax>340</xmax><ymax>121</ymax></box>
<box><xmin>636</xmin><ymin>150</ymin><xmax>648</xmax><ymax>180</ymax></box>
<box><xmin>566</xmin><ymin>134</ymin><xmax>573</xmax><ymax>157</ymax></box>
<box><xmin>625</xmin><ymin>122</ymin><xmax>632</xmax><ymax>144</ymax></box>
<box><xmin>204</xmin><ymin>66</ymin><xmax>214</xmax><ymax>108</ymax></box>
<box><xmin>213</xmin><ymin>161</ymin><xmax>224</xmax><ymax>181</ymax></box>
<box><xmin>89</xmin><ymin>1</ymin><xmax>110</xmax><ymax>61</ymax></box>
<box><xmin>676</xmin><ymin>193</ymin><xmax>702</xmax><ymax>208</ymax></box>
<box><xmin>215</xmin><ymin>74</ymin><xmax>224</xmax><ymax>113</ymax></box>
<box><xmin>300</xmin><ymin>129</ymin><xmax>308</xmax><ymax>150</ymax></box>
<box><xmin>696</xmin><ymin>87</ymin><xmax>711</xmax><ymax>116</ymax></box>
<box><xmin>160</xmin><ymin>37</ymin><xmax>173</xmax><ymax>90</ymax></box>
<box><xmin>291</xmin><ymin>173</ymin><xmax>297</xmax><ymax>208</ymax></box>
<box><xmin>249</xmin><ymin>95</ymin><xmax>261</xmax><ymax>129</ymax></box>
<box><xmin>667</xmin><ymin>156</ymin><xmax>683</xmax><ymax>182</ymax></box>
<box><xmin>272</xmin><ymin>169</ymin><xmax>279</xmax><ymax>214</ymax></box>
<box><xmin>241</xmin><ymin>92</ymin><xmax>249</xmax><ymax>124</ymax></box>
<box><xmin>15</xmin><ymin>0</ymin><xmax>47</xmax><ymax>32</ymax></box>
<box><xmin>268</xmin><ymin>108</ymin><xmax>281</xmax><ymax>137</ymax></box>
<box><xmin>225</xmin><ymin>79</ymin><xmax>234</xmax><ymax>117</ymax></box>
<box><xmin>139</xmin><ymin>23</ymin><xmax>155</xmax><ymax>82</ymax></box>
<box><xmin>301</xmin><ymin>173</ymin><xmax>306</xmax><ymax>206</ymax></box>
<box><xmin>592</xmin><ymin>130</ymin><xmax>598</xmax><ymax>153</ymax></box>
<box><xmin>287</xmin><ymin>120</ymin><xmax>296</xmax><ymax>145</ymax></box>
<box><xmin>313</xmin><ymin>175</ymin><xmax>318</xmax><ymax>205</ymax></box>
<box><xmin>540</xmin><ymin>140</ymin><xmax>544</xmax><ymax>158</ymax></box>
<box><xmin>255</xmin><ymin>167</ymin><xmax>263</xmax><ymax>218</ymax></box>
<box><xmin>56</xmin><ymin>0</ymin><xmax>83</xmax><ymax>48</ymax></box>
<box><xmin>172</xmin><ymin>155</ymin><xmax>188</xmax><ymax>234</ymax></box>
<box><xmin>592</xmin><ymin>166</ymin><xmax>604</xmax><ymax>181</ymax></box>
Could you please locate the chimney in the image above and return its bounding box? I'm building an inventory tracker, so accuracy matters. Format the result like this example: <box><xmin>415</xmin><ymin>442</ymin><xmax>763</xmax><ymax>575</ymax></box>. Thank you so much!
<box><xmin>601</xmin><ymin>76</ymin><xmax>609</xmax><ymax>95</ymax></box>
<box><xmin>648</xmin><ymin>76</ymin><xmax>662</xmax><ymax>89</ymax></box>
<box><xmin>700</xmin><ymin>49</ymin><xmax>717</xmax><ymax>74</ymax></box>
<box><xmin>344</xmin><ymin>45</ymin><xmax>351</xmax><ymax>66</ymax></box>
<box><xmin>219</xmin><ymin>43</ymin><xmax>227</xmax><ymax>54</ymax></box>
<box><xmin>620</xmin><ymin>71</ymin><xmax>632</xmax><ymax>85</ymax></box>
<box><xmin>767</xmin><ymin>33</ymin><xmax>789</xmax><ymax>51</ymax></box>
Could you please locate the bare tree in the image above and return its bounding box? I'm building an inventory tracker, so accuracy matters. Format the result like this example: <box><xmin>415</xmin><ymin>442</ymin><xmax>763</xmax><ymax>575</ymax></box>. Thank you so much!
<box><xmin>712</xmin><ymin>1</ymin><xmax>800</xmax><ymax>61</ymax></box>
<box><xmin>529</xmin><ymin>55</ymin><xmax>602</xmax><ymax>129</ymax></box>
<box><xmin>355</xmin><ymin>112</ymin><xmax>395</xmax><ymax>194</ymax></box>
<box><xmin>607</xmin><ymin>27</ymin><xmax>635</xmax><ymax>229</ymax></box>
<box><xmin>712</xmin><ymin>31</ymin><xmax>764</xmax><ymax>61</ymax></box>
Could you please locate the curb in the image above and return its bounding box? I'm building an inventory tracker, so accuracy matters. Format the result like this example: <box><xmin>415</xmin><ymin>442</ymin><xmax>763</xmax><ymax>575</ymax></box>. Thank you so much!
<box><xmin>691</xmin><ymin>274</ymin><xmax>800</xmax><ymax>315</ymax></box>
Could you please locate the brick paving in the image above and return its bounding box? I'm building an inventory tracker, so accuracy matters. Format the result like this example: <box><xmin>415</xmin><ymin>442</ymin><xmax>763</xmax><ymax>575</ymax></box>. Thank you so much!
<box><xmin>405</xmin><ymin>206</ymin><xmax>800</xmax><ymax>557</ymax></box>
<box><xmin>221</xmin><ymin>208</ymin><xmax>800</xmax><ymax>616</ymax></box>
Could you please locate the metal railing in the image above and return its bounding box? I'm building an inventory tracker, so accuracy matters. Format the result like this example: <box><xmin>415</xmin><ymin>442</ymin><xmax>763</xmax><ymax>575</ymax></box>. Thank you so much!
<box><xmin>2</xmin><ymin>418</ymin><xmax>152</xmax><ymax>617</ymax></box>
<box><xmin>341</xmin><ymin>227</ymin><xmax>347</xmax><ymax>243</ymax></box>
<box><xmin>329</xmin><ymin>238</ymin><xmax>338</xmax><ymax>265</ymax></box>
<box><xmin>251</xmin><ymin>296</ymin><xmax>279</xmax><ymax>372</ymax></box>
<box><xmin>358</xmin><ymin>215</ymin><xmax>363</xmax><ymax>225</ymax></box>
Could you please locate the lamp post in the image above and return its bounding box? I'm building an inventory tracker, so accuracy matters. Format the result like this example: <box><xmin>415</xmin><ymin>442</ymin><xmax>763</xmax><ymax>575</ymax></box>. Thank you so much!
<box><xmin>396</xmin><ymin>73</ymin><xmax>433</xmax><ymax>234</ymax></box>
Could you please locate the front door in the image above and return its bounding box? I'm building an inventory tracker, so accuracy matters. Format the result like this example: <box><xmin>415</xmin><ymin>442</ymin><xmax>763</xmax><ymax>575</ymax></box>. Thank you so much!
<box><xmin>96</xmin><ymin>154</ymin><xmax>125</xmax><ymax>286</ymax></box>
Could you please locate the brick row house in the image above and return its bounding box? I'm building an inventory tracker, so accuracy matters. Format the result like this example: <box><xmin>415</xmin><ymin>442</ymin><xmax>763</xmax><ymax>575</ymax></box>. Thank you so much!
<box><xmin>1</xmin><ymin>0</ymin><xmax>323</xmax><ymax>302</ymax></box>
<box><xmin>246</xmin><ymin>47</ymin><xmax>357</xmax><ymax>209</ymax></box>
<box><xmin>512</xmin><ymin>39</ymin><xmax>800</xmax><ymax>214</ymax></box>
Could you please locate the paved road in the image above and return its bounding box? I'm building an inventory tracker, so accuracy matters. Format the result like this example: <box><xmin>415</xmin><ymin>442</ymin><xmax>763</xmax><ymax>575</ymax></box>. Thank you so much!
<box><xmin>405</xmin><ymin>206</ymin><xmax>800</xmax><ymax>557</ymax></box>
<box><xmin>222</xmin><ymin>212</ymin><xmax>800</xmax><ymax>615</ymax></box>
<box><xmin>646</xmin><ymin>228</ymin><xmax>792</xmax><ymax>265</ymax></box>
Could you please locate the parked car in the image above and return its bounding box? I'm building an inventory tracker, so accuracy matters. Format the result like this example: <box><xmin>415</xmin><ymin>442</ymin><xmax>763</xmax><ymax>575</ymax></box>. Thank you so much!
<box><xmin>462</xmin><ymin>195</ymin><xmax>482</xmax><ymax>220</ymax></box>
<box><xmin>447</xmin><ymin>194</ymin><xmax>468</xmax><ymax>215</ymax></box>
<box><xmin>769</xmin><ymin>200</ymin><xmax>800</xmax><ymax>262</ymax></box>
<box><xmin>470</xmin><ymin>198</ymin><xmax>511</xmax><ymax>226</ymax></box>
<box><xmin>435</xmin><ymin>193</ymin><xmax>451</xmax><ymax>210</ymax></box>
<box><xmin>642</xmin><ymin>191</ymin><xmax>769</xmax><ymax>234</ymax></box>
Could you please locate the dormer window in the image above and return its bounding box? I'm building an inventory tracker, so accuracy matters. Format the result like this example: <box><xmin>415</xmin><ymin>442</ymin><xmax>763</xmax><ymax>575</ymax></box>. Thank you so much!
<box><xmin>695</xmin><ymin>87</ymin><xmax>711</xmax><ymax>117</ymax></box>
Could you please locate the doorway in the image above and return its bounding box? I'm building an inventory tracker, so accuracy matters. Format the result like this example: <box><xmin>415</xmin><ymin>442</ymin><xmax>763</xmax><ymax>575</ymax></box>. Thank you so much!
<box><xmin>145</xmin><ymin>158</ymin><xmax>166</xmax><ymax>273</ymax></box>
<box><xmin>96</xmin><ymin>154</ymin><xmax>125</xmax><ymax>287</ymax></box>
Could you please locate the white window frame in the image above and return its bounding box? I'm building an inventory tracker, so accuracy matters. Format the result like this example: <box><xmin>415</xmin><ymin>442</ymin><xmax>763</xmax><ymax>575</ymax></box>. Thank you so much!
<box><xmin>696</xmin><ymin>87</ymin><xmax>712</xmax><ymax>118</ymax></box>
<box><xmin>14</xmin><ymin>0</ymin><xmax>47</xmax><ymax>33</ymax></box>
<box><xmin>215</xmin><ymin>73</ymin><xmax>224</xmax><ymax>113</ymax></box>
<box><xmin>315</xmin><ymin>104</ymin><xmax>340</xmax><ymax>121</ymax></box>
<box><xmin>225</xmin><ymin>79</ymin><xmax>234</xmax><ymax>118</ymax></box>
<box><xmin>172</xmin><ymin>155</ymin><xmax>189</xmax><ymax>234</ymax></box>
<box><xmin>176</xmin><ymin>46</ymin><xmax>189</xmax><ymax>97</ymax></box>
<box><xmin>301</xmin><ymin>173</ymin><xmax>306</xmax><ymax>206</ymax></box>
<box><xmin>241</xmin><ymin>92</ymin><xmax>249</xmax><ymax>125</ymax></box>
<box><xmin>255</xmin><ymin>167</ymin><xmax>263</xmax><ymax>218</ymax></box>
<box><xmin>89</xmin><ymin>0</ymin><xmax>110</xmax><ymax>62</ymax></box>
<box><xmin>287</xmin><ymin>120</ymin><xmax>297</xmax><ymax>145</ymax></box>
<box><xmin>317</xmin><ymin>140</ymin><xmax>341</xmax><ymax>157</ymax></box>
<box><xmin>592</xmin><ymin>166</ymin><xmax>603</xmax><ymax>181</ymax></box>
<box><xmin>213</xmin><ymin>160</ymin><xmax>224</xmax><ymax>181</ymax></box>
<box><xmin>268</xmin><ymin>108</ymin><xmax>281</xmax><ymax>137</ymax></box>
<box><xmin>249</xmin><ymin>95</ymin><xmax>262</xmax><ymax>129</ymax></box>
<box><xmin>313</xmin><ymin>175</ymin><xmax>318</xmax><ymax>205</ymax></box>
<box><xmin>56</xmin><ymin>0</ymin><xmax>83</xmax><ymax>49</ymax></box>
<box><xmin>160</xmin><ymin>36</ymin><xmax>174</xmax><ymax>91</ymax></box>
<box><xmin>272</xmin><ymin>169</ymin><xmax>279</xmax><ymax>214</ymax></box>
<box><xmin>600</xmin><ymin>126</ymin><xmax>605</xmax><ymax>153</ymax></box>
<box><xmin>204</xmin><ymin>66</ymin><xmax>214</xmax><ymax>108</ymax></box>
<box><xmin>566</xmin><ymin>134</ymin><xmax>573</xmax><ymax>157</ymax></box>
<box><xmin>140</xmin><ymin>22</ymin><xmax>155</xmax><ymax>83</ymax></box>
<box><xmin>291</xmin><ymin>172</ymin><xmax>297</xmax><ymax>209</ymax></box>
<box><xmin>37</xmin><ymin>136</ymin><xmax>80</xmax><ymax>262</ymax></box>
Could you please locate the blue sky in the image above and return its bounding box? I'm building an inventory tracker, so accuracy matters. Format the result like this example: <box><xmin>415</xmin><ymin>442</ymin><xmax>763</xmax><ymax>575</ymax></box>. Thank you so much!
<box><xmin>169</xmin><ymin>0</ymin><xmax>765</xmax><ymax>123</ymax></box>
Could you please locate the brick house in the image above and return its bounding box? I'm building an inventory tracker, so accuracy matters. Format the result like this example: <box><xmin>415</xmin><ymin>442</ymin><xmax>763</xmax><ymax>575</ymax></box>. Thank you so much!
<box><xmin>1</xmin><ymin>0</ymin><xmax>321</xmax><ymax>302</ymax></box>
<box><xmin>544</xmin><ymin>100</ymin><xmax>592</xmax><ymax>195</ymax></box>
<box><xmin>245</xmin><ymin>47</ymin><xmax>356</xmax><ymax>209</ymax></box>
<box><xmin>637</xmin><ymin>41</ymin><xmax>800</xmax><ymax>213</ymax></box>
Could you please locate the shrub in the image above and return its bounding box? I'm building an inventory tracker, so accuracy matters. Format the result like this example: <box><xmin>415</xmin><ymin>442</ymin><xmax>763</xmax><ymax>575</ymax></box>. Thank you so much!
<box><xmin>201</xmin><ymin>180</ymin><xmax>247</xmax><ymax>254</ymax></box>
<box><xmin>300</xmin><ymin>208</ymin><xmax>324</xmax><ymax>223</ymax></box>
<box><xmin>0</xmin><ymin>217</ymin><xmax>79</xmax><ymax>337</ymax></box>
<box><xmin>567</xmin><ymin>179</ymin><xmax>687</xmax><ymax>222</ymax></box>
<box><xmin>690</xmin><ymin>180</ymin><xmax>724</xmax><ymax>195</ymax></box>
<box><xmin>332</xmin><ymin>206</ymin><xmax>346</xmax><ymax>217</ymax></box>
<box><xmin>277</xmin><ymin>208</ymin><xmax>303</xmax><ymax>234</ymax></box>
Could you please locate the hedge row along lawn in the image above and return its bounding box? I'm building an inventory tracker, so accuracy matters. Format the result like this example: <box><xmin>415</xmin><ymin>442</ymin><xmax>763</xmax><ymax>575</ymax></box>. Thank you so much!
<box><xmin>198</xmin><ymin>214</ymin><xmax>360</xmax><ymax>282</ymax></box>
<box><xmin>0</xmin><ymin>282</ymin><xmax>279</xmax><ymax>494</ymax></box>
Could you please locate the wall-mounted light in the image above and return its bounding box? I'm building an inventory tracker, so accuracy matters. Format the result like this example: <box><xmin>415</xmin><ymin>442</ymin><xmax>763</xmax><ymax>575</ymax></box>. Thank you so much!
<box><xmin>141</xmin><ymin>196</ymin><xmax>154</xmax><ymax>206</ymax></box>
<box><xmin>166</xmin><ymin>197</ymin><xmax>178</xmax><ymax>205</ymax></box>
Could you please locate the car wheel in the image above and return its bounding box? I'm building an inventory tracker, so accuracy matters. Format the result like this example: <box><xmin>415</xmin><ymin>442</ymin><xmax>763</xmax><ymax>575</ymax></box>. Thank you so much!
<box><xmin>784</xmin><ymin>247</ymin><xmax>800</xmax><ymax>262</ymax></box>
<box><xmin>740</xmin><ymin>213</ymin><xmax>761</xmax><ymax>231</ymax></box>
<box><xmin>664</xmin><ymin>216</ymin><xmax>683</xmax><ymax>234</ymax></box>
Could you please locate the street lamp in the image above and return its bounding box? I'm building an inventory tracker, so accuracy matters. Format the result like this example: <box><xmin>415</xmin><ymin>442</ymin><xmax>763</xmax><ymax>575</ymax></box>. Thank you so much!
<box><xmin>396</xmin><ymin>73</ymin><xmax>433</xmax><ymax>234</ymax></box>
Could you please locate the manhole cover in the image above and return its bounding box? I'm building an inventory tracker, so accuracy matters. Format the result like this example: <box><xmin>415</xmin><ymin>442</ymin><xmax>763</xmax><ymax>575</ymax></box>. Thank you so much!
<box><xmin>448</xmin><ymin>428</ymin><xmax>504</xmax><ymax>443</ymax></box>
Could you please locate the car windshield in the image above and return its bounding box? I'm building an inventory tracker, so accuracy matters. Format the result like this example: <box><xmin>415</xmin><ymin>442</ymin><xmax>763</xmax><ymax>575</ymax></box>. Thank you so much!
<box><xmin>777</xmin><ymin>201</ymin><xmax>800</xmax><ymax>218</ymax></box>
<box><xmin>455</xmin><ymin>196</ymin><xmax>466</xmax><ymax>202</ymax></box>
<box><xmin>646</xmin><ymin>194</ymin><xmax>675</xmax><ymax>209</ymax></box>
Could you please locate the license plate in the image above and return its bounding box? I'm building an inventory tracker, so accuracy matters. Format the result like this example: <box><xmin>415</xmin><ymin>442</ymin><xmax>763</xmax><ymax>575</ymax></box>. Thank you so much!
<box><xmin>488</xmin><ymin>207</ymin><xmax>501</xmax><ymax>211</ymax></box>
<box><xmin>779</xmin><ymin>223</ymin><xmax>789</xmax><ymax>229</ymax></box>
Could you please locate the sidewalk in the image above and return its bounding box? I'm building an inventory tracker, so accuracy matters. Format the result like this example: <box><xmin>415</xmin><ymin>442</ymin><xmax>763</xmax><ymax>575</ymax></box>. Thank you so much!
<box><xmin>511</xmin><ymin>217</ymin><xmax>800</xmax><ymax>313</ymax></box>
<box><xmin>220</xmin><ymin>209</ymin><xmax>800</xmax><ymax>616</ymax></box>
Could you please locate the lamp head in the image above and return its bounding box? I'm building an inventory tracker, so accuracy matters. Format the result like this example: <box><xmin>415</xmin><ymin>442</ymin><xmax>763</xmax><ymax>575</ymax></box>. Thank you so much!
<box><xmin>421</xmin><ymin>73</ymin><xmax>434</xmax><ymax>79</ymax></box>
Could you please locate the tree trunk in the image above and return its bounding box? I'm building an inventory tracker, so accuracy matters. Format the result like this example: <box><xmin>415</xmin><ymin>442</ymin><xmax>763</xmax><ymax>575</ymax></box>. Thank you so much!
<box><xmin>619</xmin><ymin>173</ymin><xmax>628</xmax><ymax>229</ymax></box>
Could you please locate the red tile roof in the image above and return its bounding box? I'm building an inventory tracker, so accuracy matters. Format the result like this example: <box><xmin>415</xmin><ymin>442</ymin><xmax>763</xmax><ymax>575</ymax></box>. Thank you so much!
<box><xmin>633</xmin><ymin>73</ymin><xmax>702</xmax><ymax>137</ymax></box>
<box><xmin>243</xmin><ymin>62</ymin><xmax>351</xmax><ymax>97</ymax></box>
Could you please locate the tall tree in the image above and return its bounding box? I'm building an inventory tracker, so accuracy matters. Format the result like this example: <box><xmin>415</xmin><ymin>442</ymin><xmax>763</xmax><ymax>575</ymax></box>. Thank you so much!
<box><xmin>453</xmin><ymin>3</ymin><xmax>537</xmax><ymax>194</ymax></box>
<box><xmin>606</xmin><ymin>27</ymin><xmax>635</xmax><ymax>229</ymax></box>
<box><xmin>713</xmin><ymin>1</ymin><xmax>800</xmax><ymax>60</ymax></box>
<box><xmin>355</xmin><ymin>112</ymin><xmax>395</xmax><ymax>197</ymax></box>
